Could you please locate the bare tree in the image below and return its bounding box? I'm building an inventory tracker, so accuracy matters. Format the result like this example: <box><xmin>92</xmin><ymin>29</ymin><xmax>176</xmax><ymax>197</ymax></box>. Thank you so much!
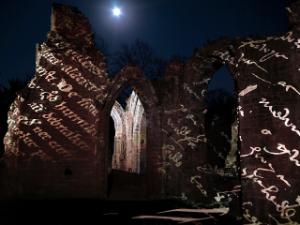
<box><xmin>95</xmin><ymin>34</ymin><xmax>109</xmax><ymax>56</ymax></box>
<box><xmin>110</xmin><ymin>39</ymin><xmax>166</xmax><ymax>79</ymax></box>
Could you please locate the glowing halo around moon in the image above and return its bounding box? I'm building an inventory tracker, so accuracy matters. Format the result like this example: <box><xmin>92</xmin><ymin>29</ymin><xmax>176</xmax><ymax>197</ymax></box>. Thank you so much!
<box><xmin>112</xmin><ymin>7</ymin><xmax>122</xmax><ymax>17</ymax></box>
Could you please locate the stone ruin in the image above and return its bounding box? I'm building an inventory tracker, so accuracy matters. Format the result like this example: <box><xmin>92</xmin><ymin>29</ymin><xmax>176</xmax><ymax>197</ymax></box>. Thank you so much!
<box><xmin>1</xmin><ymin>2</ymin><xmax>300</xmax><ymax>224</ymax></box>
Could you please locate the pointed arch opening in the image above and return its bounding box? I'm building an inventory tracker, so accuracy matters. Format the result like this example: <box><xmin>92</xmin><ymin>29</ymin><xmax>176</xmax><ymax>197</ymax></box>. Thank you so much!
<box><xmin>205</xmin><ymin>64</ymin><xmax>238</xmax><ymax>174</ymax></box>
<box><xmin>100</xmin><ymin>67</ymin><xmax>161</xmax><ymax>199</ymax></box>
<box><xmin>109</xmin><ymin>88</ymin><xmax>147</xmax><ymax>174</ymax></box>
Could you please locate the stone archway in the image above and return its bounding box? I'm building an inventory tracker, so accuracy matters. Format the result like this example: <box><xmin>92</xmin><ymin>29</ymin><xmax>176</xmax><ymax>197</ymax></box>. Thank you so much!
<box><xmin>110</xmin><ymin>101</ymin><xmax>126</xmax><ymax>171</ymax></box>
<box><xmin>110</xmin><ymin>90</ymin><xmax>146</xmax><ymax>174</ymax></box>
<box><xmin>99</xmin><ymin>66</ymin><xmax>161</xmax><ymax>199</ymax></box>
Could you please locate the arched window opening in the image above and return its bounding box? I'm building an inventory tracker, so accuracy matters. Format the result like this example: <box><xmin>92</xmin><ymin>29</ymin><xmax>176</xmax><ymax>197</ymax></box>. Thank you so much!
<box><xmin>109</xmin><ymin>89</ymin><xmax>146</xmax><ymax>174</ymax></box>
<box><xmin>205</xmin><ymin>65</ymin><xmax>238</xmax><ymax>174</ymax></box>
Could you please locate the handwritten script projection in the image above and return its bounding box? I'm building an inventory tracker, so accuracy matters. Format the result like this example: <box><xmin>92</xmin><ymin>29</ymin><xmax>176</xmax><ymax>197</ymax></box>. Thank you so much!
<box><xmin>1</xmin><ymin>2</ymin><xmax>300</xmax><ymax>224</ymax></box>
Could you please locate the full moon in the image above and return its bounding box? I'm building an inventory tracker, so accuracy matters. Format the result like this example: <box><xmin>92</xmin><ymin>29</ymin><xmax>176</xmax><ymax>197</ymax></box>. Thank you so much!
<box><xmin>112</xmin><ymin>7</ymin><xmax>122</xmax><ymax>17</ymax></box>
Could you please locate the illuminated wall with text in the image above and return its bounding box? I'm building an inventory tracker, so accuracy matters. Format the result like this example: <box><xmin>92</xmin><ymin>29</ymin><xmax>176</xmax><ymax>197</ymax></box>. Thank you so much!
<box><xmin>1</xmin><ymin>2</ymin><xmax>300</xmax><ymax>224</ymax></box>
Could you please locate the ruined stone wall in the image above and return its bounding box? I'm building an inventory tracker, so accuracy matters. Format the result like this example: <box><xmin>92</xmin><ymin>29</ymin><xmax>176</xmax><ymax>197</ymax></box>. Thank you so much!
<box><xmin>212</xmin><ymin>3</ymin><xmax>300</xmax><ymax>222</ymax></box>
<box><xmin>1</xmin><ymin>2</ymin><xmax>300</xmax><ymax>224</ymax></box>
<box><xmin>0</xmin><ymin>3</ymin><xmax>239</xmax><ymax>202</ymax></box>
<box><xmin>101</xmin><ymin>66</ymin><xmax>162</xmax><ymax>198</ymax></box>
<box><xmin>235</xmin><ymin>28</ymin><xmax>300</xmax><ymax>225</ymax></box>
<box><xmin>157</xmin><ymin>42</ymin><xmax>240</xmax><ymax>213</ymax></box>
<box><xmin>2</xmin><ymin>3</ymin><xmax>109</xmax><ymax>198</ymax></box>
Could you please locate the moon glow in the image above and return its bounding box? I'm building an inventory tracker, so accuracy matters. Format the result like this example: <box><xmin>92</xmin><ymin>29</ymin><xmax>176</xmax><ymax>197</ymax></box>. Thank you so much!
<box><xmin>112</xmin><ymin>7</ymin><xmax>122</xmax><ymax>17</ymax></box>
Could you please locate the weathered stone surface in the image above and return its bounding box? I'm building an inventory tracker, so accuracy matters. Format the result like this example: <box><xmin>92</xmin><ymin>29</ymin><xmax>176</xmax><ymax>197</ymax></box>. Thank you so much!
<box><xmin>235</xmin><ymin>32</ymin><xmax>300</xmax><ymax>225</ymax></box>
<box><xmin>1</xmin><ymin>2</ymin><xmax>300</xmax><ymax>224</ymax></box>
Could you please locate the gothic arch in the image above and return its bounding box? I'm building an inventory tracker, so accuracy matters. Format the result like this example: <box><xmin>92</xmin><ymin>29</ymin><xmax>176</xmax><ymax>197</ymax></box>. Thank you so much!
<box><xmin>103</xmin><ymin>66</ymin><xmax>159</xmax><ymax>115</ymax></box>
<box><xmin>109</xmin><ymin>90</ymin><xmax>146</xmax><ymax>174</ymax></box>
<box><xmin>98</xmin><ymin>66</ymin><xmax>162</xmax><ymax>198</ymax></box>
<box><xmin>181</xmin><ymin>41</ymin><xmax>238</xmax><ymax>166</ymax></box>
<box><xmin>110</xmin><ymin>101</ymin><xmax>126</xmax><ymax>170</ymax></box>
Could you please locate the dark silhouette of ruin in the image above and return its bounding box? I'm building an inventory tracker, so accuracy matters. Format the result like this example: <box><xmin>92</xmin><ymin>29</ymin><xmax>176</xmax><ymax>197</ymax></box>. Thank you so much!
<box><xmin>1</xmin><ymin>2</ymin><xmax>300</xmax><ymax>224</ymax></box>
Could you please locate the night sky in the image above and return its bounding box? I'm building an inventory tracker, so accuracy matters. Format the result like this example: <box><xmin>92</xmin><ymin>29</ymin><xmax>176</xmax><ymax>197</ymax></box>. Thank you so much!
<box><xmin>0</xmin><ymin>0</ymin><xmax>289</xmax><ymax>88</ymax></box>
